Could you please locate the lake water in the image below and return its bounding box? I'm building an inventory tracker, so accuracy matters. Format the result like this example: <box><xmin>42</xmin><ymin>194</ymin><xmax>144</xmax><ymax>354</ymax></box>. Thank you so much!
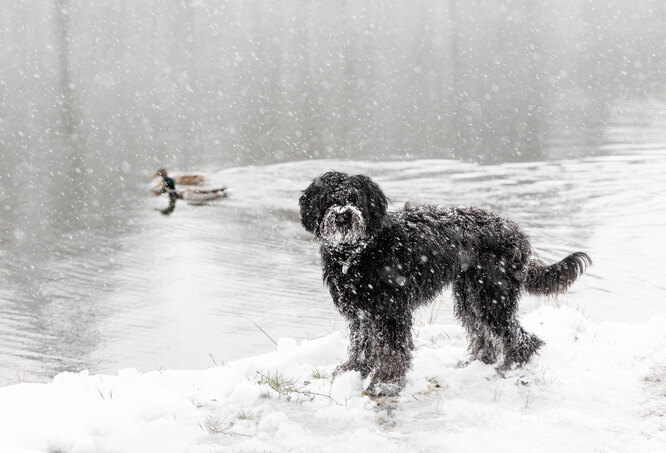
<box><xmin>2</xmin><ymin>138</ymin><xmax>665</xmax><ymax>383</ymax></box>
<box><xmin>1</xmin><ymin>0</ymin><xmax>665</xmax><ymax>382</ymax></box>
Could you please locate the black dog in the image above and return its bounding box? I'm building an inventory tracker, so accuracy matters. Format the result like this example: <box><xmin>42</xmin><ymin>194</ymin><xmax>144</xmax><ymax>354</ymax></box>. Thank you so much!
<box><xmin>299</xmin><ymin>171</ymin><xmax>590</xmax><ymax>396</ymax></box>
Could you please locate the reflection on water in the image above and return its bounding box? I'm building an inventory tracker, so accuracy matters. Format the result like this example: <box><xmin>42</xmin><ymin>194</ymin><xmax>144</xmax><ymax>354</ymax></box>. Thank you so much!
<box><xmin>156</xmin><ymin>196</ymin><xmax>177</xmax><ymax>216</ymax></box>
<box><xmin>0</xmin><ymin>0</ymin><xmax>665</xmax><ymax>382</ymax></box>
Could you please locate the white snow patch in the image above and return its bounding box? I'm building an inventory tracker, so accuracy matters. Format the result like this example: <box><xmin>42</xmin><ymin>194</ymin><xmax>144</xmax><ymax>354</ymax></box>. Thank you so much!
<box><xmin>1</xmin><ymin>307</ymin><xmax>664</xmax><ymax>453</ymax></box>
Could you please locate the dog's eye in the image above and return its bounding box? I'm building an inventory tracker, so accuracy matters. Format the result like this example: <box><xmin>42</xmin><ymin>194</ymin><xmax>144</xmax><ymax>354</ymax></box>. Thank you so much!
<box><xmin>348</xmin><ymin>192</ymin><xmax>358</xmax><ymax>204</ymax></box>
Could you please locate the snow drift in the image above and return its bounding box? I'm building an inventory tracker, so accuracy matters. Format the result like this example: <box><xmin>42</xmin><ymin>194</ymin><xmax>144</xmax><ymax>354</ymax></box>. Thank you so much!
<box><xmin>0</xmin><ymin>304</ymin><xmax>664</xmax><ymax>453</ymax></box>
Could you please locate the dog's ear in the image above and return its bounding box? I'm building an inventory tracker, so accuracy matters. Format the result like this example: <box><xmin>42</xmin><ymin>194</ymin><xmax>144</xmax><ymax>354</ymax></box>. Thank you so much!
<box><xmin>299</xmin><ymin>180</ymin><xmax>321</xmax><ymax>233</ymax></box>
<box><xmin>352</xmin><ymin>174</ymin><xmax>388</xmax><ymax>233</ymax></box>
<box><xmin>300</xmin><ymin>173</ymin><xmax>340</xmax><ymax>233</ymax></box>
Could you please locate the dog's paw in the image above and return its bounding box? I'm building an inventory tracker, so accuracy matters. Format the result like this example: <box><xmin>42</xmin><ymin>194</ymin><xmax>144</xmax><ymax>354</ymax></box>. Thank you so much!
<box><xmin>365</xmin><ymin>373</ymin><xmax>405</xmax><ymax>398</ymax></box>
<box><xmin>364</xmin><ymin>381</ymin><xmax>402</xmax><ymax>398</ymax></box>
<box><xmin>332</xmin><ymin>361</ymin><xmax>371</xmax><ymax>381</ymax></box>
<box><xmin>331</xmin><ymin>365</ymin><xmax>348</xmax><ymax>381</ymax></box>
<box><xmin>456</xmin><ymin>356</ymin><xmax>475</xmax><ymax>368</ymax></box>
<box><xmin>494</xmin><ymin>362</ymin><xmax>516</xmax><ymax>378</ymax></box>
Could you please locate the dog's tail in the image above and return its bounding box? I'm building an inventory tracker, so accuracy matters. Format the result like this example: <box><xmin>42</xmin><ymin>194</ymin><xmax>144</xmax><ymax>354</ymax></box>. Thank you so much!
<box><xmin>525</xmin><ymin>252</ymin><xmax>591</xmax><ymax>296</ymax></box>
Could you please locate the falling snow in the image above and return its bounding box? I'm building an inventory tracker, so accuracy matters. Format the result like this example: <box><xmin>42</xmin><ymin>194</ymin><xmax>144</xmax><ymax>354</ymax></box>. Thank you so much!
<box><xmin>1</xmin><ymin>1</ymin><xmax>666</xmax><ymax>452</ymax></box>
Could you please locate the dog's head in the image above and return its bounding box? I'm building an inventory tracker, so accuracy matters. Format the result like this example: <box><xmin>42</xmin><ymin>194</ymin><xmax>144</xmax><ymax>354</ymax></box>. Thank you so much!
<box><xmin>299</xmin><ymin>171</ymin><xmax>389</xmax><ymax>247</ymax></box>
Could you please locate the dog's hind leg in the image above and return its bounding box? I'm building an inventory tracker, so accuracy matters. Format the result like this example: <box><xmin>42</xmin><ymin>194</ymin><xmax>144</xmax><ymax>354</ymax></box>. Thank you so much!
<box><xmin>494</xmin><ymin>307</ymin><xmax>544</xmax><ymax>371</ymax></box>
<box><xmin>457</xmin><ymin>267</ymin><xmax>544</xmax><ymax>372</ymax></box>
<box><xmin>478</xmin><ymin>284</ymin><xmax>543</xmax><ymax>372</ymax></box>
<box><xmin>453</xmin><ymin>280</ymin><xmax>499</xmax><ymax>365</ymax></box>
<box><xmin>333</xmin><ymin>309</ymin><xmax>375</xmax><ymax>379</ymax></box>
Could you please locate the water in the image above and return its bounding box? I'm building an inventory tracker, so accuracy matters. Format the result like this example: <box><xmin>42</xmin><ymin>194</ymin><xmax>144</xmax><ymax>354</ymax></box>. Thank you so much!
<box><xmin>2</xmin><ymin>143</ymin><xmax>665</xmax><ymax>383</ymax></box>
<box><xmin>1</xmin><ymin>1</ymin><xmax>666</xmax><ymax>382</ymax></box>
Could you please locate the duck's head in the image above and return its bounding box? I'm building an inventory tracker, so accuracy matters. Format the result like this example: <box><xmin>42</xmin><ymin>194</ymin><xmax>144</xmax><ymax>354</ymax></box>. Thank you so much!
<box><xmin>153</xmin><ymin>168</ymin><xmax>168</xmax><ymax>179</ymax></box>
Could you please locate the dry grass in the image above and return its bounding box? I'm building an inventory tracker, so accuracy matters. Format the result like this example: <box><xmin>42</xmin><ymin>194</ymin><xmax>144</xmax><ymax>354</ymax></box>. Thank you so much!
<box><xmin>255</xmin><ymin>369</ymin><xmax>342</xmax><ymax>405</ymax></box>
<box><xmin>255</xmin><ymin>370</ymin><xmax>297</xmax><ymax>395</ymax></box>
<box><xmin>310</xmin><ymin>366</ymin><xmax>329</xmax><ymax>380</ymax></box>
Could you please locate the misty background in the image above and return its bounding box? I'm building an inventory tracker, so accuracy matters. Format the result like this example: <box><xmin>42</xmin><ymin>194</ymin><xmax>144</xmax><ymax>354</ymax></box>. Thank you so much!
<box><xmin>1</xmin><ymin>0</ymin><xmax>665</xmax><ymax>382</ymax></box>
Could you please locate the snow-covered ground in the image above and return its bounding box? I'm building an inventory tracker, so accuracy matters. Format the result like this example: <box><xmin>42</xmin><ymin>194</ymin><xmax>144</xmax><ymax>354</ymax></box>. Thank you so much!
<box><xmin>1</xmin><ymin>302</ymin><xmax>664</xmax><ymax>453</ymax></box>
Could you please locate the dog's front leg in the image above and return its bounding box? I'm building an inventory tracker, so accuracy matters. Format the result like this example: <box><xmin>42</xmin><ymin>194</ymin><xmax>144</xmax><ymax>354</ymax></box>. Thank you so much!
<box><xmin>333</xmin><ymin>308</ymin><xmax>374</xmax><ymax>379</ymax></box>
<box><xmin>365</xmin><ymin>314</ymin><xmax>413</xmax><ymax>397</ymax></box>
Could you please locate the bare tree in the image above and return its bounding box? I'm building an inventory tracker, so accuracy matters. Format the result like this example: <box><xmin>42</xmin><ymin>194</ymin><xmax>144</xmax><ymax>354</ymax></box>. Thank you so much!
<box><xmin>53</xmin><ymin>0</ymin><xmax>76</xmax><ymax>139</ymax></box>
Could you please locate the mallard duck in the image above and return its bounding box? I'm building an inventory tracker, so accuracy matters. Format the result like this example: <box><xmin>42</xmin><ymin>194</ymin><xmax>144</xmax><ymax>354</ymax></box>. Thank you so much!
<box><xmin>153</xmin><ymin>168</ymin><xmax>206</xmax><ymax>185</ymax></box>
<box><xmin>152</xmin><ymin>169</ymin><xmax>227</xmax><ymax>202</ymax></box>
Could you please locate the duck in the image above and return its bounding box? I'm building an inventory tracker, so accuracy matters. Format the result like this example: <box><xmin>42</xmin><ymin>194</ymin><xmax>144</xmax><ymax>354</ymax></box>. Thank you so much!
<box><xmin>153</xmin><ymin>168</ymin><xmax>206</xmax><ymax>185</ymax></box>
<box><xmin>152</xmin><ymin>169</ymin><xmax>227</xmax><ymax>202</ymax></box>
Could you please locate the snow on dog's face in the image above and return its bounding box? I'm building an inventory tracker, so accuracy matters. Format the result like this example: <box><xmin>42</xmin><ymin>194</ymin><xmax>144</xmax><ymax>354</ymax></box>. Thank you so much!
<box><xmin>299</xmin><ymin>171</ymin><xmax>389</xmax><ymax>247</ymax></box>
<box><xmin>319</xmin><ymin>204</ymin><xmax>366</xmax><ymax>246</ymax></box>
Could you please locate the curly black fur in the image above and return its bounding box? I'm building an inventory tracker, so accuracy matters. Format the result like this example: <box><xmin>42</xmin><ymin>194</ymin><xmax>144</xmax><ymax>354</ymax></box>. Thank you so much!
<box><xmin>526</xmin><ymin>252</ymin><xmax>591</xmax><ymax>296</ymax></box>
<box><xmin>299</xmin><ymin>171</ymin><xmax>591</xmax><ymax>396</ymax></box>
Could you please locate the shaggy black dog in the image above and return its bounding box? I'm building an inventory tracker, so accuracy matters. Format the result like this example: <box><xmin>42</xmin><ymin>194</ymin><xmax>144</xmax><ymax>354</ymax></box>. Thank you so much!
<box><xmin>299</xmin><ymin>171</ymin><xmax>591</xmax><ymax>397</ymax></box>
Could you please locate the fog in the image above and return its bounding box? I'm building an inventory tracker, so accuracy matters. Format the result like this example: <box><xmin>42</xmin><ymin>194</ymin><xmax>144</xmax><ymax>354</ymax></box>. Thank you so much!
<box><xmin>2</xmin><ymin>0</ymin><xmax>664</xmax><ymax>172</ymax></box>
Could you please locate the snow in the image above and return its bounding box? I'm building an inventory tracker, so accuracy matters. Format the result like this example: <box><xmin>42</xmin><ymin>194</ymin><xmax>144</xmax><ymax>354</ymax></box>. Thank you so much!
<box><xmin>1</xmin><ymin>304</ymin><xmax>664</xmax><ymax>453</ymax></box>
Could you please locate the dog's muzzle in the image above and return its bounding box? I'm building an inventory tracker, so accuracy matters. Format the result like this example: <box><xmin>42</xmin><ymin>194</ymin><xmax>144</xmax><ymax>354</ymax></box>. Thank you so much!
<box><xmin>319</xmin><ymin>205</ymin><xmax>366</xmax><ymax>246</ymax></box>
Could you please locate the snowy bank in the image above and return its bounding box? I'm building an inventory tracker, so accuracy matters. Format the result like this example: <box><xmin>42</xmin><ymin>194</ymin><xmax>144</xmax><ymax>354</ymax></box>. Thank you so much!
<box><xmin>1</xmin><ymin>305</ymin><xmax>664</xmax><ymax>453</ymax></box>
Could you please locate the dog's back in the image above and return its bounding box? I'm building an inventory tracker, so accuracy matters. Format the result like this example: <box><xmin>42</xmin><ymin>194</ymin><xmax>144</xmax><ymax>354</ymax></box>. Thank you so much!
<box><xmin>394</xmin><ymin>203</ymin><xmax>589</xmax><ymax>296</ymax></box>
<box><xmin>389</xmin><ymin>204</ymin><xmax>532</xmax><ymax>291</ymax></box>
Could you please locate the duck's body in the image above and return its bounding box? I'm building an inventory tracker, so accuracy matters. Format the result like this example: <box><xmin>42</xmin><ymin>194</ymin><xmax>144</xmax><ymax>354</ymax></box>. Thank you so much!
<box><xmin>152</xmin><ymin>169</ymin><xmax>227</xmax><ymax>202</ymax></box>
<box><xmin>172</xmin><ymin>174</ymin><xmax>206</xmax><ymax>185</ymax></box>
<box><xmin>153</xmin><ymin>168</ymin><xmax>206</xmax><ymax>186</ymax></box>
<box><xmin>176</xmin><ymin>185</ymin><xmax>228</xmax><ymax>202</ymax></box>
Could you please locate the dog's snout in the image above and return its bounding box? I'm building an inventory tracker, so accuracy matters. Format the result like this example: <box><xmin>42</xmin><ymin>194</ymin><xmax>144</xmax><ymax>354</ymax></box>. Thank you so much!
<box><xmin>335</xmin><ymin>210</ymin><xmax>352</xmax><ymax>226</ymax></box>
